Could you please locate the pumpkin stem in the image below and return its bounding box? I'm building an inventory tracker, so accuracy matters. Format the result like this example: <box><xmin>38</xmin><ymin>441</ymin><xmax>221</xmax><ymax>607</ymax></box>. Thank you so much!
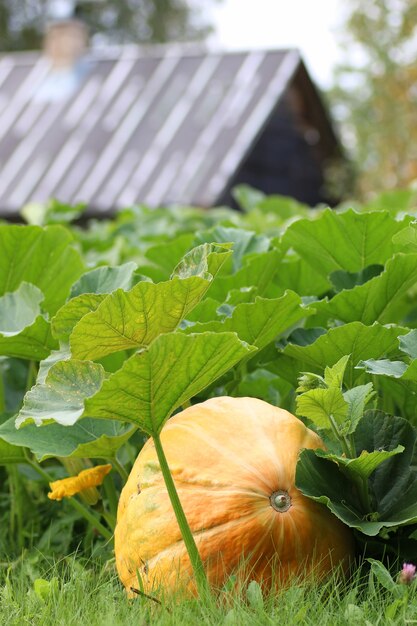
<box><xmin>152</xmin><ymin>432</ymin><xmax>211</xmax><ymax>600</ymax></box>
<box><xmin>270</xmin><ymin>490</ymin><xmax>291</xmax><ymax>512</ymax></box>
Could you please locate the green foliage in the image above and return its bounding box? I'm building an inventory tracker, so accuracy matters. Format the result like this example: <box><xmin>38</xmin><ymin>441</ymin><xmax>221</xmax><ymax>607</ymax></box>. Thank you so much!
<box><xmin>331</xmin><ymin>0</ymin><xmax>417</xmax><ymax>196</ymax></box>
<box><xmin>3</xmin><ymin>186</ymin><xmax>417</xmax><ymax>577</ymax></box>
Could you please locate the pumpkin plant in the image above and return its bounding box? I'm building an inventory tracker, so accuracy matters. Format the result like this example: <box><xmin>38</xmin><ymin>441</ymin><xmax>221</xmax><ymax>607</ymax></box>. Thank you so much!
<box><xmin>11</xmin><ymin>242</ymin><xmax>260</xmax><ymax>598</ymax></box>
<box><xmin>295</xmin><ymin>356</ymin><xmax>417</xmax><ymax>560</ymax></box>
<box><xmin>4</xmin><ymin>189</ymin><xmax>417</xmax><ymax>590</ymax></box>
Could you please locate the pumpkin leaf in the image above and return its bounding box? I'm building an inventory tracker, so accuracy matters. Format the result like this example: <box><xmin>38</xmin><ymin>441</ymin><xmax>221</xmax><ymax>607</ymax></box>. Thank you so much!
<box><xmin>281</xmin><ymin>209</ymin><xmax>410</xmax><ymax>277</ymax></box>
<box><xmin>52</xmin><ymin>263</ymin><xmax>140</xmax><ymax>341</ymax></box>
<box><xmin>52</xmin><ymin>293</ymin><xmax>105</xmax><ymax>341</ymax></box>
<box><xmin>0</xmin><ymin>438</ymin><xmax>26</xmax><ymax>464</ymax></box>
<box><xmin>313</xmin><ymin>446</ymin><xmax>405</xmax><ymax>482</ymax></box>
<box><xmin>356</xmin><ymin>359</ymin><xmax>408</xmax><ymax>379</ymax></box>
<box><xmin>343</xmin><ymin>383</ymin><xmax>375</xmax><ymax>434</ymax></box>
<box><xmin>0</xmin><ymin>283</ymin><xmax>44</xmax><ymax>336</ymax></box>
<box><xmin>184</xmin><ymin>298</ymin><xmax>223</xmax><ymax>324</ymax></box>
<box><xmin>296</xmin><ymin>411</ymin><xmax>417</xmax><ymax>536</ymax></box>
<box><xmin>143</xmin><ymin>233</ymin><xmax>195</xmax><ymax>281</ymax></box>
<box><xmin>0</xmin><ymin>414</ymin><xmax>134</xmax><ymax>461</ymax></box>
<box><xmin>356</xmin><ymin>358</ymin><xmax>417</xmax><ymax>391</ymax></box>
<box><xmin>324</xmin><ymin>355</ymin><xmax>350</xmax><ymax>388</ymax></box>
<box><xmin>69</xmin><ymin>276</ymin><xmax>212</xmax><ymax>360</ymax></box>
<box><xmin>172</xmin><ymin>242</ymin><xmax>232</xmax><ymax>280</ymax></box>
<box><xmin>0</xmin><ymin>282</ymin><xmax>58</xmax><ymax>359</ymax></box>
<box><xmin>36</xmin><ymin>346</ymin><xmax>72</xmax><ymax>383</ymax></box>
<box><xmin>182</xmin><ymin>291</ymin><xmax>311</xmax><ymax>352</ymax></box>
<box><xmin>296</xmin><ymin>449</ymin><xmax>373</xmax><ymax>531</ymax></box>
<box><xmin>193</xmin><ymin>227</ymin><xmax>270</xmax><ymax>272</ymax></box>
<box><xmin>314</xmin><ymin>254</ymin><xmax>417</xmax><ymax>324</ymax></box>
<box><xmin>0</xmin><ymin>321</ymin><xmax>57</xmax><ymax>361</ymax></box>
<box><xmin>16</xmin><ymin>360</ymin><xmax>105</xmax><ymax>427</ymax></box>
<box><xmin>296</xmin><ymin>387</ymin><xmax>348</xmax><ymax>431</ymax></box>
<box><xmin>274</xmin><ymin>257</ymin><xmax>331</xmax><ymax>297</ymax></box>
<box><xmin>0</xmin><ymin>224</ymin><xmax>84</xmax><ymax>315</ymax></box>
<box><xmin>208</xmin><ymin>250</ymin><xmax>282</xmax><ymax>301</ymax></box>
<box><xmin>0</xmin><ymin>315</ymin><xmax>57</xmax><ymax>361</ymax></box>
<box><xmin>232</xmin><ymin>184</ymin><xmax>265</xmax><ymax>212</ymax></box>
<box><xmin>84</xmin><ymin>332</ymin><xmax>255</xmax><ymax>435</ymax></box>
<box><xmin>392</xmin><ymin>222</ymin><xmax>417</xmax><ymax>252</ymax></box>
<box><xmin>0</xmin><ymin>414</ymin><xmax>26</xmax><ymax>464</ymax></box>
<box><xmin>329</xmin><ymin>264</ymin><xmax>384</xmax><ymax>292</ymax></box>
<box><xmin>272</xmin><ymin>322</ymin><xmax>408</xmax><ymax>386</ymax></box>
<box><xmin>399</xmin><ymin>330</ymin><xmax>417</xmax><ymax>359</ymax></box>
<box><xmin>70</xmin><ymin>262</ymin><xmax>137</xmax><ymax>297</ymax></box>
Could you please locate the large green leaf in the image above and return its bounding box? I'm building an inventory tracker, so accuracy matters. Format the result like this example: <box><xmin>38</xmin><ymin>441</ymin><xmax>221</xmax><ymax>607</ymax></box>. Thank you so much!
<box><xmin>37</xmin><ymin>346</ymin><xmax>72</xmax><ymax>383</ymax></box>
<box><xmin>84</xmin><ymin>332</ymin><xmax>255</xmax><ymax>435</ymax></box>
<box><xmin>182</xmin><ymin>291</ymin><xmax>312</xmax><ymax>351</ymax></box>
<box><xmin>193</xmin><ymin>227</ymin><xmax>270</xmax><ymax>272</ymax></box>
<box><xmin>356</xmin><ymin>359</ymin><xmax>408</xmax><ymax>378</ymax></box>
<box><xmin>313</xmin><ymin>446</ymin><xmax>404</xmax><ymax>482</ymax></box>
<box><xmin>0</xmin><ymin>282</ymin><xmax>58</xmax><ymax>359</ymax></box>
<box><xmin>343</xmin><ymin>384</ymin><xmax>375</xmax><ymax>434</ymax></box>
<box><xmin>0</xmin><ymin>318</ymin><xmax>57</xmax><ymax>360</ymax></box>
<box><xmin>356</xmin><ymin>358</ymin><xmax>417</xmax><ymax>388</ymax></box>
<box><xmin>70</xmin><ymin>262</ymin><xmax>137</xmax><ymax>297</ymax></box>
<box><xmin>399</xmin><ymin>330</ymin><xmax>417</xmax><ymax>359</ymax></box>
<box><xmin>323</xmin><ymin>354</ymin><xmax>350</xmax><ymax>388</ymax></box>
<box><xmin>208</xmin><ymin>250</ymin><xmax>281</xmax><ymax>301</ymax></box>
<box><xmin>274</xmin><ymin>257</ymin><xmax>331</xmax><ymax>297</ymax></box>
<box><xmin>70</xmin><ymin>276</ymin><xmax>211</xmax><ymax>360</ymax></box>
<box><xmin>0</xmin><ymin>415</ymin><xmax>134</xmax><ymax>461</ymax></box>
<box><xmin>392</xmin><ymin>222</ymin><xmax>417</xmax><ymax>252</ymax></box>
<box><xmin>171</xmin><ymin>242</ymin><xmax>232</xmax><ymax>280</ymax></box>
<box><xmin>296</xmin><ymin>387</ymin><xmax>348</xmax><ymax>430</ymax></box>
<box><xmin>52</xmin><ymin>263</ymin><xmax>140</xmax><ymax>341</ymax></box>
<box><xmin>296</xmin><ymin>356</ymin><xmax>373</xmax><ymax>435</ymax></box>
<box><xmin>296</xmin><ymin>450</ymin><xmax>372</xmax><ymax>530</ymax></box>
<box><xmin>52</xmin><ymin>293</ymin><xmax>104</xmax><ymax>341</ymax></box>
<box><xmin>272</xmin><ymin>322</ymin><xmax>408</xmax><ymax>386</ymax></box>
<box><xmin>184</xmin><ymin>298</ymin><xmax>223</xmax><ymax>324</ymax></box>
<box><xmin>296</xmin><ymin>411</ymin><xmax>417</xmax><ymax>535</ymax></box>
<box><xmin>356</xmin><ymin>412</ymin><xmax>417</xmax><ymax>521</ymax></box>
<box><xmin>314</xmin><ymin>254</ymin><xmax>417</xmax><ymax>324</ymax></box>
<box><xmin>355</xmin><ymin>333</ymin><xmax>417</xmax><ymax>409</ymax></box>
<box><xmin>16</xmin><ymin>360</ymin><xmax>105</xmax><ymax>427</ymax></box>
<box><xmin>329</xmin><ymin>264</ymin><xmax>384</xmax><ymax>293</ymax></box>
<box><xmin>232</xmin><ymin>184</ymin><xmax>266</xmax><ymax>212</ymax></box>
<box><xmin>281</xmin><ymin>209</ymin><xmax>410</xmax><ymax>277</ymax></box>
<box><xmin>0</xmin><ymin>283</ymin><xmax>44</xmax><ymax>335</ymax></box>
<box><xmin>0</xmin><ymin>439</ymin><xmax>26</xmax><ymax>464</ymax></box>
<box><xmin>0</xmin><ymin>414</ymin><xmax>26</xmax><ymax>464</ymax></box>
<box><xmin>142</xmin><ymin>233</ymin><xmax>194</xmax><ymax>281</ymax></box>
<box><xmin>0</xmin><ymin>224</ymin><xmax>84</xmax><ymax>315</ymax></box>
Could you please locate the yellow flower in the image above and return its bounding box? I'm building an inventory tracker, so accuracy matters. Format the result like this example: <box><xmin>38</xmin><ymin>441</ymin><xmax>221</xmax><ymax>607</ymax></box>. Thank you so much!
<box><xmin>48</xmin><ymin>464</ymin><xmax>112</xmax><ymax>501</ymax></box>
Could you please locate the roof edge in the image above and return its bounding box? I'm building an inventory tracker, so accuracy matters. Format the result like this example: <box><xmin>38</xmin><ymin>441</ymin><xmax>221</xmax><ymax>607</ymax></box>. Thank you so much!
<box><xmin>0</xmin><ymin>43</ymin><xmax>301</xmax><ymax>64</ymax></box>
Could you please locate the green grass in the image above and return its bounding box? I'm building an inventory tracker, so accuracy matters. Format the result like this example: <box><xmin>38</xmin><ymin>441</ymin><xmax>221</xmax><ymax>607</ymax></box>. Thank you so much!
<box><xmin>1</xmin><ymin>553</ymin><xmax>417</xmax><ymax>626</ymax></box>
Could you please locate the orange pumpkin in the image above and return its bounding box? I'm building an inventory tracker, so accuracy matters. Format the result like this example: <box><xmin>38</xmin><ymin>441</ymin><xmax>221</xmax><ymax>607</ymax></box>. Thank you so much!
<box><xmin>115</xmin><ymin>397</ymin><xmax>355</xmax><ymax>595</ymax></box>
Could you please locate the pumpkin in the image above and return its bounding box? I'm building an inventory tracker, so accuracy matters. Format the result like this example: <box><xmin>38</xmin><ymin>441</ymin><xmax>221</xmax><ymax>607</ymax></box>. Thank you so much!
<box><xmin>115</xmin><ymin>396</ymin><xmax>355</xmax><ymax>595</ymax></box>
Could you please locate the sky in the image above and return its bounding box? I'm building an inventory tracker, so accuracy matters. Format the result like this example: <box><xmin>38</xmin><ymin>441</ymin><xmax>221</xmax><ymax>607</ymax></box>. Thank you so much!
<box><xmin>208</xmin><ymin>0</ymin><xmax>347</xmax><ymax>88</ymax></box>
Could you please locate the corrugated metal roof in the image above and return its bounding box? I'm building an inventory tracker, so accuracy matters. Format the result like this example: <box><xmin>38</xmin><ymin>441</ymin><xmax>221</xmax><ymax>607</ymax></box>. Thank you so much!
<box><xmin>0</xmin><ymin>46</ymin><xmax>300</xmax><ymax>214</ymax></box>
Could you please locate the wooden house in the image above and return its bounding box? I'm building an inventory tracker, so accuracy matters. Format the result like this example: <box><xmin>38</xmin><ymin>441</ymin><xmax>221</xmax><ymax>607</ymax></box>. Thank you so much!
<box><xmin>0</xmin><ymin>20</ymin><xmax>345</xmax><ymax>217</ymax></box>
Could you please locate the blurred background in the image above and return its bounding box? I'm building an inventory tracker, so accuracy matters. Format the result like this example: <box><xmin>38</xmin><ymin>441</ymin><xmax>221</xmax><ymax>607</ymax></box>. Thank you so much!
<box><xmin>0</xmin><ymin>0</ymin><xmax>415</xmax><ymax>213</ymax></box>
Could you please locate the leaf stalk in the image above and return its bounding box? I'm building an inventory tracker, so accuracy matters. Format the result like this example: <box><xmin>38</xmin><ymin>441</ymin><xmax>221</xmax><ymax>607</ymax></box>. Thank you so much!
<box><xmin>152</xmin><ymin>432</ymin><xmax>211</xmax><ymax>600</ymax></box>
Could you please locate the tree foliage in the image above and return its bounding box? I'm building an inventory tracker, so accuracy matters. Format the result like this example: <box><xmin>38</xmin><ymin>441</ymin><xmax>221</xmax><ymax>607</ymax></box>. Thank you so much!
<box><xmin>331</xmin><ymin>0</ymin><xmax>417</xmax><ymax>197</ymax></box>
<box><xmin>0</xmin><ymin>0</ymin><xmax>216</xmax><ymax>52</ymax></box>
